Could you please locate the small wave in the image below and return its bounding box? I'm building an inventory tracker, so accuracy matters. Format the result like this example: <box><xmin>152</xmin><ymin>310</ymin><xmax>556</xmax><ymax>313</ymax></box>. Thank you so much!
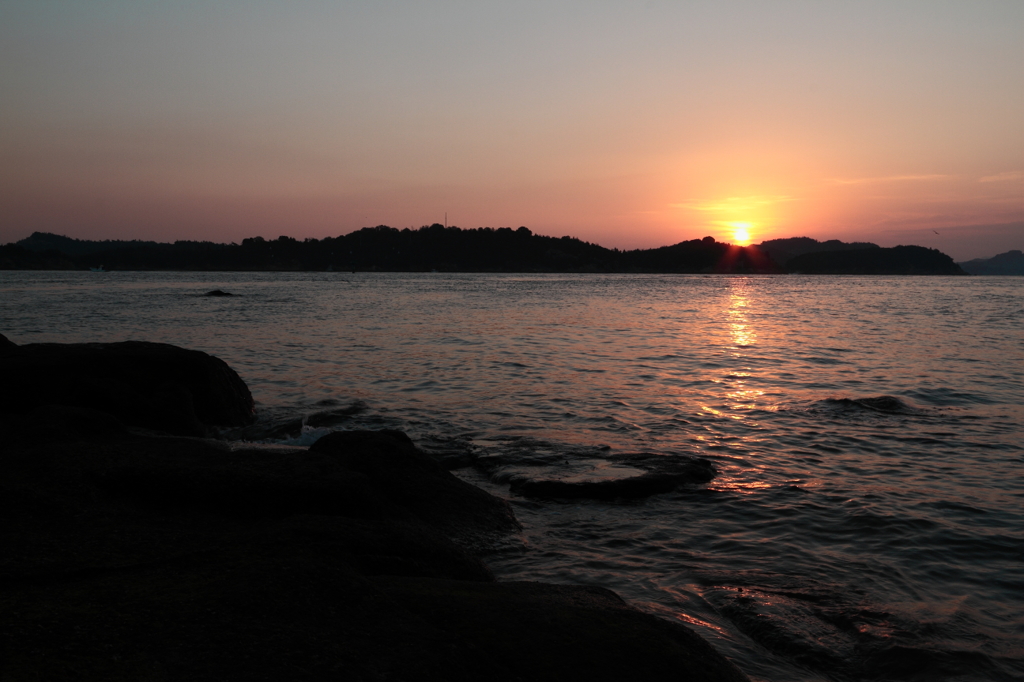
<box><xmin>223</xmin><ymin>400</ymin><xmax>377</xmax><ymax>444</ymax></box>
<box><xmin>904</xmin><ymin>386</ymin><xmax>997</xmax><ymax>406</ymax></box>
<box><xmin>278</xmin><ymin>424</ymin><xmax>333</xmax><ymax>446</ymax></box>
<box><xmin>305</xmin><ymin>400</ymin><xmax>369</xmax><ymax>427</ymax></box>
<box><xmin>802</xmin><ymin>356</ymin><xmax>847</xmax><ymax>366</ymax></box>
<box><xmin>416</xmin><ymin>433</ymin><xmax>479</xmax><ymax>469</ymax></box>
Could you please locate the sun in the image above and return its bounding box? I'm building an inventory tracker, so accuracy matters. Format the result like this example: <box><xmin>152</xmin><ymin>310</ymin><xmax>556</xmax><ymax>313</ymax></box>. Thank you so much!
<box><xmin>729</xmin><ymin>222</ymin><xmax>753</xmax><ymax>245</ymax></box>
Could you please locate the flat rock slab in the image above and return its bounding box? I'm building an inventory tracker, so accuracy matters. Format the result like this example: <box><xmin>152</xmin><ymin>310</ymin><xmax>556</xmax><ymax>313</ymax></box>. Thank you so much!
<box><xmin>480</xmin><ymin>450</ymin><xmax>717</xmax><ymax>500</ymax></box>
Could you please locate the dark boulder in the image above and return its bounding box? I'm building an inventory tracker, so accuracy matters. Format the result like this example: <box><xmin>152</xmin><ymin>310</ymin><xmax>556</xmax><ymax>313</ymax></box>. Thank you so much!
<box><xmin>0</xmin><ymin>332</ymin><xmax>18</xmax><ymax>356</ymax></box>
<box><xmin>311</xmin><ymin>430</ymin><xmax>521</xmax><ymax>548</ymax></box>
<box><xmin>0</xmin><ymin>420</ymin><xmax>498</xmax><ymax>583</ymax></box>
<box><xmin>0</xmin><ymin>337</ymin><xmax>254</xmax><ymax>436</ymax></box>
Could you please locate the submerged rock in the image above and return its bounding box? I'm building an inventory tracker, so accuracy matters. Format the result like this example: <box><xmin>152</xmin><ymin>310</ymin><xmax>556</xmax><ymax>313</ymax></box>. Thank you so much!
<box><xmin>0</xmin><ymin>336</ymin><xmax>254</xmax><ymax>436</ymax></box>
<box><xmin>481</xmin><ymin>448</ymin><xmax>717</xmax><ymax>500</ymax></box>
<box><xmin>825</xmin><ymin>395</ymin><xmax>919</xmax><ymax>415</ymax></box>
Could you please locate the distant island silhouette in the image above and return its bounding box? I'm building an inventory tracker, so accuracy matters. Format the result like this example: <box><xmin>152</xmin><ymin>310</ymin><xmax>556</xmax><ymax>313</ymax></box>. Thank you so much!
<box><xmin>957</xmin><ymin>250</ymin><xmax>1024</xmax><ymax>276</ymax></box>
<box><xmin>1</xmin><ymin>227</ymin><xmax>971</xmax><ymax>275</ymax></box>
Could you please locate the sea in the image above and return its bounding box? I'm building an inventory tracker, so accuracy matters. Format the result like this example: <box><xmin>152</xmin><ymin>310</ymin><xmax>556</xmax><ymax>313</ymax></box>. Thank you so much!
<box><xmin>2</xmin><ymin>270</ymin><xmax>1022</xmax><ymax>682</ymax></box>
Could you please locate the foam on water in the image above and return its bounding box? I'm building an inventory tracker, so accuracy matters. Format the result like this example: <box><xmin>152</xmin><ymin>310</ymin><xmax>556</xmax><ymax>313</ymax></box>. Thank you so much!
<box><xmin>3</xmin><ymin>270</ymin><xmax>1022</xmax><ymax>681</ymax></box>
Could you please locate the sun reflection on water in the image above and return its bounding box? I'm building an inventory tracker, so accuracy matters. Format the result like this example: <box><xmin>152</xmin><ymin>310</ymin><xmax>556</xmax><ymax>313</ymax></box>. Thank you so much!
<box><xmin>726</xmin><ymin>387</ymin><xmax>766</xmax><ymax>411</ymax></box>
<box><xmin>708</xmin><ymin>474</ymin><xmax>774</xmax><ymax>494</ymax></box>
<box><xmin>715</xmin><ymin>282</ymin><xmax>767</xmax><ymax>417</ymax></box>
<box><xmin>727</xmin><ymin>288</ymin><xmax>756</xmax><ymax>348</ymax></box>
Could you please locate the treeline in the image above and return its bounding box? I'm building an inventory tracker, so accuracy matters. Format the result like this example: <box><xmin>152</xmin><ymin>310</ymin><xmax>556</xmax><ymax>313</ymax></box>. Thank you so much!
<box><xmin>1</xmin><ymin>225</ymin><xmax>781</xmax><ymax>273</ymax></box>
<box><xmin>1</xmin><ymin>225</ymin><xmax>965</xmax><ymax>274</ymax></box>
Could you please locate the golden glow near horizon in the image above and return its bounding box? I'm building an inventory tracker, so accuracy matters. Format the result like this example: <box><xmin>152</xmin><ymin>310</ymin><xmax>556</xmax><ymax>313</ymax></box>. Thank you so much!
<box><xmin>673</xmin><ymin>195</ymin><xmax>790</xmax><ymax>245</ymax></box>
<box><xmin>730</xmin><ymin>222</ymin><xmax>752</xmax><ymax>245</ymax></box>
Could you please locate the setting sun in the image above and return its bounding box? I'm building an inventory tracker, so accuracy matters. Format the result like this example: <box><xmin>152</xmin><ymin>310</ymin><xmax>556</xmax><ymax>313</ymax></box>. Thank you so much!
<box><xmin>730</xmin><ymin>222</ymin><xmax>752</xmax><ymax>245</ymax></box>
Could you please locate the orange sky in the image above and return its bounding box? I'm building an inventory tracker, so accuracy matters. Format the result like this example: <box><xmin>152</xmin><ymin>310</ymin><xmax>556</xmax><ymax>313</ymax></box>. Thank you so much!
<box><xmin>1</xmin><ymin>2</ymin><xmax>1021</xmax><ymax>260</ymax></box>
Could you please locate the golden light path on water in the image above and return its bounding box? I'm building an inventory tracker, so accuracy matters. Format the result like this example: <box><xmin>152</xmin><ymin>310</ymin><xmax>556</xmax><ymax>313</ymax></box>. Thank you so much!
<box><xmin>702</xmin><ymin>282</ymin><xmax>775</xmax><ymax>495</ymax></box>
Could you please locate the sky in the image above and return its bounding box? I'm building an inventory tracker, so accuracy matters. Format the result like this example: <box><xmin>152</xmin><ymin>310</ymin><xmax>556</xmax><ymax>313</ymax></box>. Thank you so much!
<box><xmin>1</xmin><ymin>1</ymin><xmax>1021</xmax><ymax>260</ymax></box>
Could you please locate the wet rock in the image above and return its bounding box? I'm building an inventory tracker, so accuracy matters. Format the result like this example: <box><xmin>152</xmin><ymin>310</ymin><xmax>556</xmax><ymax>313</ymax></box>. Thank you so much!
<box><xmin>825</xmin><ymin>395</ymin><xmax>918</xmax><ymax>415</ymax></box>
<box><xmin>0</xmin><ymin>337</ymin><xmax>254</xmax><ymax>436</ymax></box>
<box><xmin>311</xmin><ymin>430</ymin><xmax>521</xmax><ymax>548</ymax></box>
<box><xmin>851</xmin><ymin>396</ymin><xmax>914</xmax><ymax>413</ymax></box>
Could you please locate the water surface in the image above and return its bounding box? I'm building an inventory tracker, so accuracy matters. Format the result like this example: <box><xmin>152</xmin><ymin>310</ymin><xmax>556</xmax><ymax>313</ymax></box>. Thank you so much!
<box><xmin>3</xmin><ymin>271</ymin><xmax>1021</xmax><ymax>681</ymax></box>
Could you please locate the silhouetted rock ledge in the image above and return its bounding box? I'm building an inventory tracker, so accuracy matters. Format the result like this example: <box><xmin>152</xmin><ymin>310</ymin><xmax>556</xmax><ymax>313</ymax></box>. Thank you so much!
<box><xmin>0</xmin><ymin>334</ymin><xmax>254</xmax><ymax>437</ymax></box>
<box><xmin>0</xmin><ymin>340</ymin><xmax>749</xmax><ymax>681</ymax></box>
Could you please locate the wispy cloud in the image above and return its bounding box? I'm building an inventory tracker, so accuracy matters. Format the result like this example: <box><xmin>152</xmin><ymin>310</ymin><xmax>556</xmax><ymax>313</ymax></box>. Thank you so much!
<box><xmin>826</xmin><ymin>174</ymin><xmax>948</xmax><ymax>186</ymax></box>
<box><xmin>672</xmin><ymin>195</ymin><xmax>793</xmax><ymax>212</ymax></box>
<box><xmin>978</xmin><ymin>171</ymin><xmax>1024</xmax><ymax>183</ymax></box>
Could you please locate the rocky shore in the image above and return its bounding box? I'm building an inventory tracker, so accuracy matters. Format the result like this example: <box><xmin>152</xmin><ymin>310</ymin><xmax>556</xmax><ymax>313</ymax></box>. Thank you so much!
<box><xmin>0</xmin><ymin>334</ymin><xmax>748</xmax><ymax>681</ymax></box>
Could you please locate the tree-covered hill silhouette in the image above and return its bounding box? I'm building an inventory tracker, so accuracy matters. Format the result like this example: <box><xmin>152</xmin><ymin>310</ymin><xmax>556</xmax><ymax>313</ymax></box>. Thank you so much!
<box><xmin>1</xmin><ymin>225</ymin><xmax>965</xmax><ymax>274</ymax></box>
<box><xmin>3</xmin><ymin>225</ymin><xmax>780</xmax><ymax>273</ymax></box>
<box><xmin>786</xmin><ymin>245</ymin><xmax>964</xmax><ymax>275</ymax></box>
